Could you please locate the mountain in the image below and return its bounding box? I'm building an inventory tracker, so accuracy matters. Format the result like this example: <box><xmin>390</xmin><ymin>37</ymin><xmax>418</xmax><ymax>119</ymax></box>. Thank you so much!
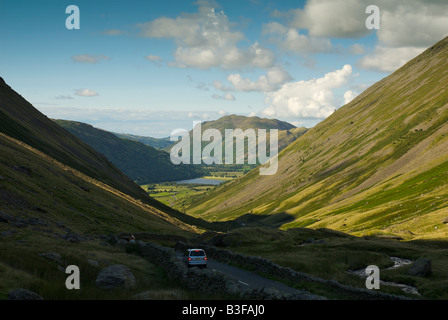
<box><xmin>0</xmin><ymin>78</ymin><xmax>149</xmax><ymax>203</ymax></box>
<box><xmin>201</xmin><ymin>114</ymin><xmax>297</xmax><ymax>132</ymax></box>
<box><xmin>187</xmin><ymin>36</ymin><xmax>448</xmax><ymax>240</ymax></box>
<box><xmin>200</xmin><ymin>115</ymin><xmax>307</xmax><ymax>154</ymax></box>
<box><xmin>0</xmin><ymin>79</ymin><xmax>203</xmax><ymax>299</ymax></box>
<box><xmin>54</xmin><ymin>120</ymin><xmax>202</xmax><ymax>184</ymax></box>
<box><xmin>0</xmin><ymin>130</ymin><xmax>195</xmax><ymax>238</ymax></box>
<box><xmin>0</xmin><ymin>77</ymin><xmax>215</xmax><ymax>231</ymax></box>
<box><xmin>172</xmin><ymin>114</ymin><xmax>307</xmax><ymax>166</ymax></box>
<box><xmin>113</xmin><ymin>133</ymin><xmax>174</xmax><ymax>150</ymax></box>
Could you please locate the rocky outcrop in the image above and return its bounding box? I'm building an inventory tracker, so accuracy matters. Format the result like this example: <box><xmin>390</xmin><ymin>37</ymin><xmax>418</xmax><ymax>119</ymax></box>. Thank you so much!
<box><xmin>95</xmin><ymin>264</ymin><xmax>136</xmax><ymax>290</ymax></box>
<box><xmin>8</xmin><ymin>288</ymin><xmax>44</xmax><ymax>300</ymax></box>
<box><xmin>39</xmin><ymin>252</ymin><xmax>63</xmax><ymax>264</ymax></box>
<box><xmin>408</xmin><ymin>258</ymin><xmax>432</xmax><ymax>277</ymax></box>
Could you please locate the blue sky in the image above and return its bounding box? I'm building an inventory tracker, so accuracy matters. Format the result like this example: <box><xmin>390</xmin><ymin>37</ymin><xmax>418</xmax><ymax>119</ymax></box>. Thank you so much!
<box><xmin>1</xmin><ymin>0</ymin><xmax>447</xmax><ymax>137</ymax></box>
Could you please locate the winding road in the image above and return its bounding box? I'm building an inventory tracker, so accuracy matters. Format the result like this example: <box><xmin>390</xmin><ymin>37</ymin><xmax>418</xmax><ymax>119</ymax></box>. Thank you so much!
<box><xmin>176</xmin><ymin>252</ymin><xmax>309</xmax><ymax>296</ymax></box>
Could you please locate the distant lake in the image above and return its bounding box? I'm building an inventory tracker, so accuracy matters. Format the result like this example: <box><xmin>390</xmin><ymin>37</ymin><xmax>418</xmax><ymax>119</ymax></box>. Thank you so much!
<box><xmin>175</xmin><ymin>178</ymin><xmax>225</xmax><ymax>185</ymax></box>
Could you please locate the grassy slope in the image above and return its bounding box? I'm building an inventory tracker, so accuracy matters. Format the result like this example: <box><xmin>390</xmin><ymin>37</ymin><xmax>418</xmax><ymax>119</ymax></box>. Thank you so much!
<box><xmin>0</xmin><ymin>78</ymin><xmax>150</xmax><ymax>204</ymax></box>
<box><xmin>188</xmin><ymin>36</ymin><xmax>448</xmax><ymax>240</ymax></box>
<box><xmin>0</xmin><ymin>132</ymin><xmax>205</xmax><ymax>299</ymax></box>
<box><xmin>200</xmin><ymin>114</ymin><xmax>297</xmax><ymax>132</ymax></box>
<box><xmin>113</xmin><ymin>133</ymin><xmax>174</xmax><ymax>150</ymax></box>
<box><xmin>54</xmin><ymin>119</ymin><xmax>202</xmax><ymax>184</ymax></box>
<box><xmin>206</xmin><ymin>227</ymin><xmax>448</xmax><ymax>299</ymax></box>
<box><xmin>178</xmin><ymin>114</ymin><xmax>307</xmax><ymax>166</ymax></box>
<box><xmin>0</xmin><ymin>78</ymin><xmax>218</xmax><ymax>230</ymax></box>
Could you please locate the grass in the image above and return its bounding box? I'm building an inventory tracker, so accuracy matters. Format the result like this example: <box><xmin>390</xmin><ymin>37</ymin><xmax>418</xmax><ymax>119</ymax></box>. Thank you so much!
<box><xmin>205</xmin><ymin>227</ymin><xmax>448</xmax><ymax>299</ymax></box>
<box><xmin>0</xmin><ymin>231</ymin><xmax>215</xmax><ymax>300</ymax></box>
<box><xmin>141</xmin><ymin>170</ymin><xmax>243</xmax><ymax>211</ymax></box>
<box><xmin>185</xmin><ymin>36</ymin><xmax>448</xmax><ymax>241</ymax></box>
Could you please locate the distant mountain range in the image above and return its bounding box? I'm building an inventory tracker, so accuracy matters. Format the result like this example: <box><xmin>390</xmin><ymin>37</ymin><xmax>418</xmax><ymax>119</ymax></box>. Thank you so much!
<box><xmin>188</xmin><ymin>36</ymin><xmax>448</xmax><ymax>240</ymax></box>
<box><xmin>113</xmin><ymin>133</ymin><xmax>174</xmax><ymax>150</ymax></box>
<box><xmin>55</xmin><ymin>116</ymin><xmax>306</xmax><ymax>183</ymax></box>
<box><xmin>113</xmin><ymin>115</ymin><xmax>307</xmax><ymax>154</ymax></box>
<box><xmin>54</xmin><ymin>119</ymin><xmax>203</xmax><ymax>185</ymax></box>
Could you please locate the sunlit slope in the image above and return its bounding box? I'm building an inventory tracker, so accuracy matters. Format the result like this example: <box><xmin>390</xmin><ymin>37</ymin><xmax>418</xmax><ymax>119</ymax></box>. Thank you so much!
<box><xmin>188</xmin><ymin>36</ymin><xmax>448</xmax><ymax>240</ymax></box>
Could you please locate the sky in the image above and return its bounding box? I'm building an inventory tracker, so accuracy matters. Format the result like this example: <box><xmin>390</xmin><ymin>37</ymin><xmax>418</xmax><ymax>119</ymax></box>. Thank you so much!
<box><xmin>1</xmin><ymin>0</ymin><xmax>447</xmax><ymax>138</ymax></box>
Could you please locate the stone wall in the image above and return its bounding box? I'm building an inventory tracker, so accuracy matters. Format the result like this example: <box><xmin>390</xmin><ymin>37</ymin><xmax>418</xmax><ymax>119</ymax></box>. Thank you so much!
<box><xmin>136</xmin><ymin>241</ymin><xmax>322</xmax><ymax>300</ymax></box>
<box><xmin>174</xmin><ymin>241</ymin><xmax>411</xmax><ymax>300</ymax></box>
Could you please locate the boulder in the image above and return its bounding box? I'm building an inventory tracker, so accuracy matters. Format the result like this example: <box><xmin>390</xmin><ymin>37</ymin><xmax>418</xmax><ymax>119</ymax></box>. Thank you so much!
<box><xmin>408</xmin><ymin>258</ymin><xmax>432</xmax><ymax>277</ymax></box>
<box><xmin>8</xmin><ymin>288</ymin><xmax>44</xmax><ymax>300</ymax></box>
<box><xmin>39</xmin><ymin>252</ymin><xmax>63</xmax><ymax>264</ymax></box>
<box><xmin>95</xmin><ymin>264</ymin><xmax>136</xmax><ymax>290</ymax></box>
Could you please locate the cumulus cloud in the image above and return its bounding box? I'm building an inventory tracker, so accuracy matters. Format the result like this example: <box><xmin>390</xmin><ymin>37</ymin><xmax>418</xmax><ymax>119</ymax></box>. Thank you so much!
<box><xmin>277</xmin><ymin>0</ymin><xmax>369</xmax><ymax>39</ymax></box>
<box><xmin>279</xmin><ymin>0</ymin><xmax>448</xmax><ymax>44</ymax></box>
<box><xmin>263</xmin><ymin>22</ymin><xmax>333</xmax><ymax>54</ymax></box>
<box><xmin>138</xmin><ymin>2</ymin><xmax>275</xmax><ymax>69</ymax></box>
<box><xmin>225</xmin><ymin>66</ymin><xmax>292</xmax><ymax>92</ymax></box>
<box><xmin>270</xmin><ymin>0</ymin><xmax>448</xmax><ymax>72</ymax></box>
<box><xmin>262</xmin><ymin>65</ymin><xmax>353</xmax><ymax>119</ymax></box>
<box><xmin>75</xmin><ymin>89</ymin><xmax>99</xmax><ymax>97</ymax></box>
<box><xmin>357</xmin><ymin>46</ymin><xmax>425</xmax><ymax>73</ymax></box>
<box><xmin>377</xmin><ymin>1</ymin><xmax>448</xmax><ymax>48</ymax></box>
<box><xmin>344</xmin><ymin>90</ymin><xmax>358</xmax><ymax>104</ymax></box>
<box><xmin>71</xmin><ymin>54</ymin><xmax>110</xmax><ymax>64</ymax></box>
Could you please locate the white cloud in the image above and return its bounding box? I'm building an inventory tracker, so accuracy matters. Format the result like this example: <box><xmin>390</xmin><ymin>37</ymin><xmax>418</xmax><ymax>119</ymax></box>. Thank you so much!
<box><xmin>226</xmin><ymin>66</ymin><xmax>292</xmax><ymax>92</ymax></box>
<box><xmin>378</xmin><ymin>1</ymin><xmax>448</xmax><ymax>48</ymax></box>
<box><xmin>357</xmin><ymin>46</ymin><xmax>425</xmax><ymax>73</ymax></box>
<box><xmin>272</xmin><ymin>0</ymin><xmax>448</xmax><ymax>70</ymax></box>
<box><xmin>281</xmin><ymin>0</ymin><xmax>448</xmax><ymax>44</ymax></box>
<box><xmin>138</xmin><ymin>3</ymin><xmax>275</xmax><ymax>70</ymax></box>
<box><xmin>144</xmin><ymin>55</ymin><xmax>163</xmax><ymax>66</ymax></box>
<box><xmin>212</xmin><ymin>93</ymin><xmax>236</xmax><ymax>101</ymax></box>
<box><xmin>344</xmin><ymin>90</ymin><xmax>358</xmax><ymax>104</ymax></box>
<box><xmin>262</xmin><ymin>65</ymin><xmax>353</xmax><ymax>119</ymax></box>
<box><xmin>263</xmin><ymin>22</ymin><xmax>332</xmax><ymax>54</ymax></box>
<box><xmin>284</xmin><ymin>0</ymin><xmax>370</xmax><ymax>39</ymax></box>
<box><xmin>71</xmin><ymin>54</ymin><xmax>110</xmax><ymax>64</ymax></box>
<box><xmin>75</xmin><ymin>89</ymin><xmax>99</xmax><ymax>97</ymax></box>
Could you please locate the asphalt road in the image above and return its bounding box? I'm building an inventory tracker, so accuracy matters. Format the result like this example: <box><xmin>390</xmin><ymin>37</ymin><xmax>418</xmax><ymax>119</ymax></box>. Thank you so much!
<box><xmin>176</xmin><ymin>252</ymin><xmax>302</xmax><ymax>295</ymax></box>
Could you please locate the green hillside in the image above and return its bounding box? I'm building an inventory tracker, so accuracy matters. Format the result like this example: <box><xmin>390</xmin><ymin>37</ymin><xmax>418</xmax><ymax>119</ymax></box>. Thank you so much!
<box><xmin>172</xmin><ymin>114</ymin><xmax>306</xmax><ymax>167</ymax></box>
<box><xmin>113</xmin><ymin>133</ymin><xmax>174</xmax><ymax>150</ymax></box>
<box><xmin>54</xmin><ymin>120</ymin><xmax>202</xmax><ymax>184</ymax></box>
<box><xmin>187</xmin><ymin>36</ymin><xmax>448</xmax><ymax>240</ymax></box>
<box><xmin>0</xmin><ymin>78</ymin><xmax>150</xmax><ymax>204</ymax></box>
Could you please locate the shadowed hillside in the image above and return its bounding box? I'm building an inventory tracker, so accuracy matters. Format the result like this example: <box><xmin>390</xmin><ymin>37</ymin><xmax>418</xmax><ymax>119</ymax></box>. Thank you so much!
<box><xmin>0</xmin><ymin>78</ymin><xmax>151</xmax><ymax>203</ymax></box>
<box><xmin>54</xmin><ymin>119</ymin><xmax>203</xmax><ymax>184</ymax></box>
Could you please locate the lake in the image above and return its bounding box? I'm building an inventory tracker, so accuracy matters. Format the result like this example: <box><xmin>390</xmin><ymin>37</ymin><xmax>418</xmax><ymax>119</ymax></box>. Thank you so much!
<box><xmin>175</xmin><ymin>178</ymin><xmax>225</xmax><ymax>185</ymax></box>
